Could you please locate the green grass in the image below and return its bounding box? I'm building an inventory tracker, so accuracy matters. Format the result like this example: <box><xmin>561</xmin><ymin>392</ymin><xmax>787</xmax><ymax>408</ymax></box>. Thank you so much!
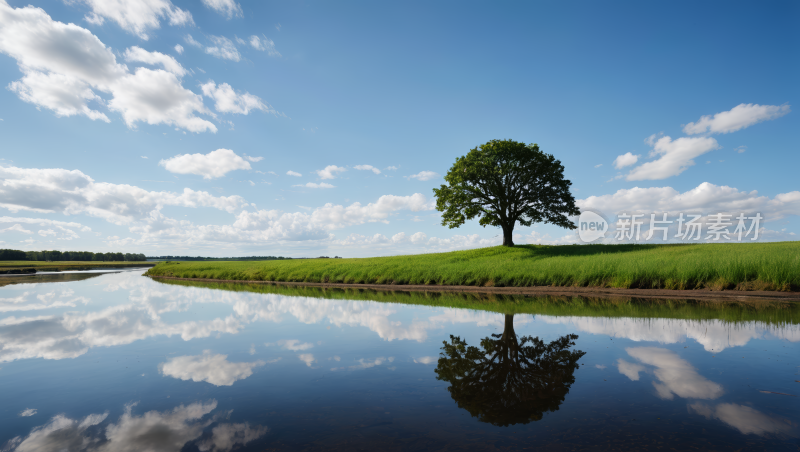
<box><xmin>145</xmin><ymin>242</ymin><xmax>800</xmax><ymax>291</ymax></box>
<box><xmin>156</xmin><ymin>279</ymin><xmax>800</xmax><ymax>325</ymax></box>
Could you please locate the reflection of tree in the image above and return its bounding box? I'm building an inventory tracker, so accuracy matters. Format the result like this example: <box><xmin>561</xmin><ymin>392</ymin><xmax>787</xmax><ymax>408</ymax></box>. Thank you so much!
<box><xmin>435</xmin><ymin>314</ymin><xmax>585</xmax><ymax>426</ymax></box>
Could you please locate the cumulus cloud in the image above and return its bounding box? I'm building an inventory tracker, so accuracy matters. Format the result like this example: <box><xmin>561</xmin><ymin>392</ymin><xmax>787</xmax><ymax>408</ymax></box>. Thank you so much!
<box><xmin>249</xmin><ymin>35</ymin><xmax>280</xmax><ymax>56</ymax></box>
<box><xmin>354</xmin><ymin>165</ymin><xmax>381</xmax><ymax>175</ymax></box>
<box><xmin>0</xmin><ymin>165</ymin><xmax>247</xmax><ymax>225</ymax></box>
<box><xmin>294</xmin><ymin>182</ymin><xmax>335</xmax><ymax>189</ymax></box>
<box><xmin>6</xmin><ymin>400</ymin><xmax>267</xmax><ymax>452</ymax></box>
<box><xmin>578</xmin><ymin>182</ymin><xmax>800</xmax><ymax>221</ymax></box>
<box><xmin>683</xmin><ymin>103</ymin><xmax>791</xmax><ymax>135</ymax></box>
<box><xmin>174</xmin><ymin>44</ymin><xmax>183</xmax><ymax>54</ymax></box>
<box><xmin>315</xmin><ymin>165</ymin><xmax>347</xmax><ymax>180</ymax></box>
<box><xmin>75</xmin><ymin>0</ymin><xmax>193</xmax><ymax>40</ymax></box>
<box><xmin>159</xmin><ymin>351</ymin><xmax>265</xmax><ymax>386</ymax></box>
<box><xmin>201</xmin><ymin>0</ymin><xmax>243</xmax><ymax>19</ymax></box>
<box><xmin>286</xmin><ymin>170</ymin><xmax>302</xmax><ymax>177</ymax></box>
<box><xmin>200</xmin><ymin>81</ymin><xmax>272</xmax><ymax>115</ymax></box>
<box><xmin>160</xmin><ymin>149</ymin><xmax>252</xmax><ymax>179</ymax></box>
<box><xmin>123</xmin><ymin>46</ymin><xmax>185</xmax><ymax>76</ymax></box>
<box><xmin>204</xmin><ymin>36</ymin><xmax>240</xmax><ymax>61</ymax></box>
<box><xmin>624</xmin><ymin>135</ymin><xmax>719</xmax><ymax>180</ymax></box>
<box><xmin>407</xmin><ymin>171</ymin><xmax>439</xmax><ymax>181</ymax></box>
<box><xmin>19</xmin><ymin>408</ymin><xmax>37</xmax><ymax>417</ymax></box>
<box><xmin>613</xmin><ymin>152</ymin><xmax>639</xmax><ymax>169</ymax></box>
<box><xmin>0</xmin><ymin>3</ymin><xmax>216</xmax><ymax>132</ymax></box>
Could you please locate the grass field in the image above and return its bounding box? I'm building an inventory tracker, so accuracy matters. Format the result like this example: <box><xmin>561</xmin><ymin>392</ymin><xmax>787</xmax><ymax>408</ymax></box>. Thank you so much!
<box><xmin>158</xmin><ymin>279</ymin><xmax>800</xmax><ymax>325</ymax></box>
<box><xmin>145</xmin><ymin>242</ymin><xmax>800</xmax><ymax>291</ymax></box>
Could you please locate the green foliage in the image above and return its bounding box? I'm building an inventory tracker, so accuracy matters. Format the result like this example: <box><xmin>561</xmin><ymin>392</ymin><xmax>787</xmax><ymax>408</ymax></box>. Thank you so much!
<box><xmin>0</xmin><ymin>249</ymin><xmax>146</xmax><ymax>262</ymax></box>
<box><xmin>145</xmin><ymin>242</ymin><xmax>800</xmax><ymax>291</ymax></box>
<box><xmin>433</xmin><ymin>139</ymin><xmax>580</xmax><ymax>246</ymax></box>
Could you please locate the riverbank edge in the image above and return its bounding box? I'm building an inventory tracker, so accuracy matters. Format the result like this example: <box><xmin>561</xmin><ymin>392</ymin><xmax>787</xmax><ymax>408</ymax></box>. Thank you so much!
<box><xmin>0</xmin><ymin>262</ymin><xmax>156</xmax><ymax>274</ymax></box>
<box><xmin>148</xmin><ymin>275</ymin><xmax>800</xmax><ymax>302</ymax></box>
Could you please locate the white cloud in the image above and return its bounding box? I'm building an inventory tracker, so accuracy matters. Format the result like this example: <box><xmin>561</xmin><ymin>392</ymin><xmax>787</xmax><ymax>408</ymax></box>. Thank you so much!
<box><xmin>201</xmin><ymin>0</ymin><xmax>243</xmax><ymax>19</ymax></box>
<box><xmin>19</xmin><ymin>408</ymin><xmax>37</xmax><ymax>417</ymax></box>
<box><xmin>294</xmin><ymin>182</ymin><xmax>335</xmax><ymax>189</ymax></box>
<box><xmin>8</xmin><ymin>71</ymin><xmax>110</xmax><ymax>122</ymax></box>
<box><xmin>735</xmin><ymin>145</ymin><xmax>747</xmax><ymax>153</ymax></box>
<box><xmin>0</xmin><ymin>224</ymin><xmax>32</xmax><ymax>234</ymax></box>
<box><xmin>243</xmin><ymin>155</ymin><xmax>263</xmax><ymax>162</ymax></box>
<box><xmin>613</xmin><ymin>152</ymin><xmax>639</xmax><ymax>169</ymax></box>
<box><xmin>0</xmin><ymin>3</ymin><xmax>216</xmax><ymax>132</ymax></box>
<box><xmin>683</xmin><ymin>103</ymin><xmax>791</xmax><ymax>135</ymax></box>
<box><xmin>75</xmin><ymin>0</ymin><xmax>193</xmax><ymax>40</ymax></box>
<box><xmin>200</xmin><ymin>81</ymin><xmax>272</xmax><ymax>115</ymax></box>
<box><xmin>298</xmin><ymin>353</ymin><xmax>315</xmax><ymax>367</ymax></box>
<box><xmin>689</xmin><ymin>402</ymin><xmax>794</xmax><ymax>436</ymax></box>
<box><xmin>413</xmin><ymin>356</ymin><xmax>436</xmax><ymax>364</ymax></box>
<box><xmin>624</xmin><ymin>135</ymin><xmax>719</xmax><ymax>180</ymax></box>
<box><xmin>184</xmin><ymin>34</ymin><xmax>202</xmax><ymax>48</ymax></box>
<box><xmin>623</xmin><ymin>347</ymin><xmax>723</xmax><ymax>400</ymax></box>
<box><xmin>407</xmin><ymin>171</ymin><xmax>439</xmax><ymax>181</ymax></box>
<box><xmin>159</xmin><ymin>149</ymin><xmax>252</xmax><ymax>179</ymax></box>
<box><xmin>385</xmin><ymin>166</ymin><xmax>398</xmax><ymax>171</ymax></box>
<box><xmin>174</xmin><ymin>43</ymin><xmax>184</xmax><ymax>54</ymax></box>
<box><xmin>578</xmin><ymin>182</ymin><xmax>800</xmax><ymax>221</ymax></box>
<box><xmin>204</xmin><ymin>35</ymin><xmax>240</xmax><ymax>62</ymax></box>
<box><xmin>249</xmin><ymin>35</ymin><xmax>280</xmax><ymax>57</ymax></box>
<box><xmin>286</xmin><ymin>170</ymin><xmax>302</xmax><ymax>177</ymax></box>
<box><xmin>354</xmin><ymin>165</ymin><xmax>381</xmax><ymax>175</ymax></box>
<box><xmin>159</xmin><ymin>351</ymin><xmax>265</xmax><ymax>386</ymax></box>
<box><xmin>109</xmin><ymin>68</ymin><xmax>215</xmax><ymax>132</ymax></box>
<box><xmin>123</xmin><ymin>46</ymin><xmax>185</xmax><ymax>76</ymax></box>
<box><xmin>594</xmin><ymin>164</ymin><xmax>603</xmax><ymax>168</ymax></box>
<box><xmin>315</xmin><ymin>165</ymin><xmax>347</xmax><ymax>180</ymax></box>
<box><xmin>0</xmin><ymin>165</ymin><xmax>247</xmax><ymax>225</ymax></box>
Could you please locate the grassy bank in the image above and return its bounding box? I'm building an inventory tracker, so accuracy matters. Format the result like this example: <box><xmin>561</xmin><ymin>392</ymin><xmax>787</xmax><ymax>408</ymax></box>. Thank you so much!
<box><xmin>157</xmin><ymin>279</ymin><xmax>800</xmax><ymax>325</ymax></box>
<box><xmin>145</xmin><ymin>242</ymin><xmax>800</xmax><ymax>291</ymax></box>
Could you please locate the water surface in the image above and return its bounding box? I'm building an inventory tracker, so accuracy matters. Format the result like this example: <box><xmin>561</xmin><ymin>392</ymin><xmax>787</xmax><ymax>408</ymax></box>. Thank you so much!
<box><xmin>1</xmin><ymin>270</ymin><xmax>798</xmax><ymax>450</ymax></box>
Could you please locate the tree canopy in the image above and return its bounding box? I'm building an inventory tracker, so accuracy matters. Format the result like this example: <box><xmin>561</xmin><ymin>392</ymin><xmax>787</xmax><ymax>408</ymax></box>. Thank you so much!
<box><xmin>435</xmin><ymin>314</ymin><xmax>585</xmax><ymax>426</ymax></box>
<box><xmin>433</xmin><ymin>139</ymin><xmax>580</xmax><ymax>246</ymax></box>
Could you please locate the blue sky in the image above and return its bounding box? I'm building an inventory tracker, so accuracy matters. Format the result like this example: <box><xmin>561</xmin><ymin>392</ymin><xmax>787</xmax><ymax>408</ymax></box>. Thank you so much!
<box><xmin>0</xmin><ymin>0</ymin><xmax>797</xmax><ymax>256</ymax></box>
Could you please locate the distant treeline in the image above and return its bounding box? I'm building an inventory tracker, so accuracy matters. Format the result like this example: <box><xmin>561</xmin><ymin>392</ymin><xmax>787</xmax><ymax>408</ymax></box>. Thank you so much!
<box><xmin>0</xmin><ymin>249</ymin><xmax>146</xmax><ymax>262</ymax></box>
<box><xmin>147</xmin><ymin>255</ymin><xmax>293</xmax><ymax>261</ymax></box>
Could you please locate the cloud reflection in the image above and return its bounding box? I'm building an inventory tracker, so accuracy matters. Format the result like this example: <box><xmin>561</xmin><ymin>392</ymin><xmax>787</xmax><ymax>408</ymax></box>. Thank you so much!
<box><xmin>3</xmin><ymin>400</ymin><xmax>267</xmax><ymax>452</ymax></box>
<box><xmin>159</xmin><ymin>351</ymin><xmax>265</xmax><ymax>386</ymax></box>
<box><xmin>620</xmin><ymin>347</ymin><xmax>723</xmax><ymax>400</ymax></box>
<box><xmin>689</xmin><ymin>402</ymin><xmax>795</xmax><ymax>436</ymax></box>
<box><xmin>540</xmin><ymin>316</ymin><xmax>800</xmax><ymax>352</ymax></box>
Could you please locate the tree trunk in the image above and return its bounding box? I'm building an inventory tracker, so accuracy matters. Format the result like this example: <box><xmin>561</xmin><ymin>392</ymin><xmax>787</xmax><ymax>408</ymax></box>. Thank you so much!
<box><xmin>502</xmin><ymin>224</ymin><xmax>514</xmax><ymax>247</ymax></box>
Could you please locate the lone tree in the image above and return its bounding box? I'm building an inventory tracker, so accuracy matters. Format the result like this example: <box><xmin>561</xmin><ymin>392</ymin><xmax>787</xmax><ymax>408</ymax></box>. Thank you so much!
<box><xmin>435</xmin><ymin>315</ymin><xmax>585</xmax><ymax>426</ymax></box>
<box><xmin>433</xmin><ymin>139</ymin><xmax>580</xmax><ymax>246</ymax></box>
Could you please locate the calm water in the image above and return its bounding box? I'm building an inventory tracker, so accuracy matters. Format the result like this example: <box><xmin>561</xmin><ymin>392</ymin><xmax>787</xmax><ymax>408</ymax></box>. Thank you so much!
<box><xmin>1</xmin><ymin>270</ymin><xmax>798</xmax><ymax>451</ymax></box>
